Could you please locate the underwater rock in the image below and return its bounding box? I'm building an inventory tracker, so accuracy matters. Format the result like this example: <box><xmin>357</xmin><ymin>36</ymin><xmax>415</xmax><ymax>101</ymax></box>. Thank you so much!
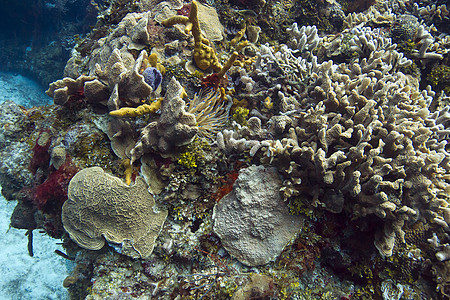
<box><xmin>213</xmin><ymin>165</ymin><xmax>303</xmax><ymax>266</ymax></box>
<box><xmin>0</xmin><ymin>101</ymin><xmax>33</xmax><ymax>197</ymax></box>
<box><xmin>232</xmin><ymin>273</ymin><xmax>274</xmax><ymax>300</ymax></box>
<box><xmin>196</xmin><ymin>1</ymin><xmax>225</xmax><ymax>42</ymax></box>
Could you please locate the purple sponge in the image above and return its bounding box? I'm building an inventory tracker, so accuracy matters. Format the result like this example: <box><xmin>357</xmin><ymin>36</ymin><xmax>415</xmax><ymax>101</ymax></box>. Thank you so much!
<box><xmin>142</xmin><ymin>67</ymin><xmax>162</xmax><ymax>91</ymax></box>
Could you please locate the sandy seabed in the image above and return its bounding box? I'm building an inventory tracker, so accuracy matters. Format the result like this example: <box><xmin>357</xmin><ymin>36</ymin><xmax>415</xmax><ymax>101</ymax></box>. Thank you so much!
<box><xmin>0</xmin><ymin>72</ymin><xmax>51</xmax><ymax>108</ymax></box>
<box><xmin>0</xmin><ymin>196</ymin><xmax>70</xmax><ymax>300</ymax></box>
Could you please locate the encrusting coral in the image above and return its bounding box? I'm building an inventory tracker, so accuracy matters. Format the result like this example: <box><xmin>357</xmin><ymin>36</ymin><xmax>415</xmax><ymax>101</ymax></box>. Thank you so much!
<box><xmin>62</xmin><ymin>167</ymin><xmax>167</xmax><ymax>259</ymax></box>
<box><xmin>213</xmin><ymin>165</ymin><xmax>304</xmax><ymax>266</ymax></box>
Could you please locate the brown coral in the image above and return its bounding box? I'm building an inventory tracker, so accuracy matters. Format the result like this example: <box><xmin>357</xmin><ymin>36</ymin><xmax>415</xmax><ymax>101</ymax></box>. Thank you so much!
<box><xmin>61</xmin><ymin>167</ymin><xmax>167</xmax><ymax>258</ymax></box>
<box><xmin>130</xmin><ymin>77</ymin><xmax>198</xmax><ymax>161</ymax></box>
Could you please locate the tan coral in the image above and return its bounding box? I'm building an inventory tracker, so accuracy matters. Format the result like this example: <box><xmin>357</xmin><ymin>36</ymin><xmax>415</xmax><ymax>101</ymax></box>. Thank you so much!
<box><xmin>222</xmin><ymin>29</ymin><xmax>450</xmax><ymax>260</ymax></box>
<box><xmin>61</xmin><ymin>167</ymin><xmax>168</xmax><ymax>259</ymax></box>
<box><xmin>49</xmin><ymin>9</ymin><xmax>166</xmax><ymax>108</ymax></box>
<box><xmin>46</xmin><ymin>75</ymin><xmax>96</xmax><ymax>105</ymax></box>
<box><xmin>103</xmin><ymin>118</ymin><xmax>139</xmax><ymax>159</ymax></box>
<box><xmin>83</xmin><ymin>79</ymin><xmax>110</xmax><ymax>104</ymax></box>
<box><xmin>130</xmin><ymin>77</ymin><xmax>199</xmax><ymax>161</ymax></box>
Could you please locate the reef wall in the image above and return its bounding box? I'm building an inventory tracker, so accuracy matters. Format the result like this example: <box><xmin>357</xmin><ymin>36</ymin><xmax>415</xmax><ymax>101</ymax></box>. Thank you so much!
<box><xmin>1</xmin><ymin>0</ymin><xmax>449</xmax><ymax>298</ymax></box>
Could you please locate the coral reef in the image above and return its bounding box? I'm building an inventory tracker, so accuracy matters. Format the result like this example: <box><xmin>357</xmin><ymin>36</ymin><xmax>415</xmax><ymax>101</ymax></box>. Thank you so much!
<box><xmin>129</xmin><ymin>77</ymin><xmax>231</xmax><ymax>160</ymax></box>
<box><xmin>33</xmin><ymin>159</ymin><xmax>79</xmax><ymax>212</ymax></box>
<box><xmin>1</xmin><ymin>0</ymin><xmax>450</xmax><ymax>299</ymax></box>
<box><xmin>162</xmin><ymin>0</ymin><xmax>222</xmax><ymax>72</ymax></box>
<box><xmin>221</xmin><ymin>35</ymin><xmax>450</xmax><ymax>261</ymax></box>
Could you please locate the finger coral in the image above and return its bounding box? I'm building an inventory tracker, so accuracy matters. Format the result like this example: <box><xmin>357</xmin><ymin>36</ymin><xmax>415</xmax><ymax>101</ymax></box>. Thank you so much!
<box><xmin>109</xmin><ymin>98</ymin><xmax>163</xmax><ymax>117</ymax></box>
<box><xmin>218</xmin><ymin>23</ymin><xmax>450</xmax><ymax>261</ymax></box>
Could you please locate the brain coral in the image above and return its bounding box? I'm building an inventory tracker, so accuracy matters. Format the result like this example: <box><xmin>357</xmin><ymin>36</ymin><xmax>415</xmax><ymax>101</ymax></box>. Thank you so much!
<box><xmin>62</xmin><ymin>167</ymin><xmax>167</xmax><ymax>259</ymax></box>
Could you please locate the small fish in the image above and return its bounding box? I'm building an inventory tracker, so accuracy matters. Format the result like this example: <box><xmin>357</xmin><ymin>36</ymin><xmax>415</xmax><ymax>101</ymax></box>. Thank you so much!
<box><xmin>235</xmin><ymin>9</ymin><xmax>258</xmax><ymax>18</ymax></box>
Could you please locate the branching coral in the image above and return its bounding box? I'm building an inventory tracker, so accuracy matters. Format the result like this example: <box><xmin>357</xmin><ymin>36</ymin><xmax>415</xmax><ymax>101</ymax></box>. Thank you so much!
<box><xmin>217</xmin><ymin>23</ymin><xmax>450</xmax><ymax>263</ymax></box>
